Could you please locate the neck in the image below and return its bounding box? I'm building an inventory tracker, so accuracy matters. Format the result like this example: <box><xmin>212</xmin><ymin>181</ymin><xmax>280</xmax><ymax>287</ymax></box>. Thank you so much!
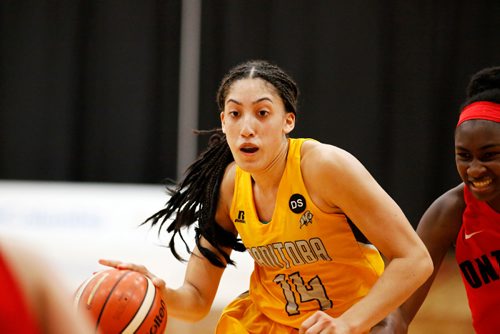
<box><xmin>251</xmin><ymin>138</ymin><xmax>289</xmax><ymax>191</ymax></box>
<box><xmin>487</xmin><ymin>196</ymin><xmax>500</xmax><ymax>213</ymax></box>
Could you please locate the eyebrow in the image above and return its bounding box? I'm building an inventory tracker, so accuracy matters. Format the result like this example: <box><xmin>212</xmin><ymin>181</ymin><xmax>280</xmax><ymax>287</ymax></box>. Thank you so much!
<box><xmin>455</xmin><ymin>143</ymin><xmax>500</xmax><ymax>150</ymax></box>
<box><xmin>226</xmin><ymin>97</ymin><xmax>273</xmax><ymax>105</ymax></box>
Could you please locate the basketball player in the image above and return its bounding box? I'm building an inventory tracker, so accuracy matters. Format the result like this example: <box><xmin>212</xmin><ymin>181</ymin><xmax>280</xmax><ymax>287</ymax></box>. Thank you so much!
<box><xmin>371</xmin><ymin>66</ymin><xmax>500</xmax><ymax>334</ymax></box>
<box><xmin>101</xmin><ymin>60</ymin><xmax>433</xmax><ymax>333</ymax></box>
<box><xmin>0</xmin><ymin>236</ymin><xmax>94</xmax><ymax>334</ymax></box>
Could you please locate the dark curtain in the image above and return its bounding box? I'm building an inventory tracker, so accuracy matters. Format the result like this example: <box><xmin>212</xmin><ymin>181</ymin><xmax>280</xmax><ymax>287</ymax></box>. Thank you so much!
<box><xmin>198</xmin><ymin>0</ymin><xmax>500</xmax><ymax>224</ymax></box>
<box><xmin>1</xmin><ymin>0</ymin><xmax>499</xmax><ymax>225</ymax></box>
<box><xmin>0</xmin><ymin>0</ymin><xmax>181</xmax><ymax>183</ymax></box>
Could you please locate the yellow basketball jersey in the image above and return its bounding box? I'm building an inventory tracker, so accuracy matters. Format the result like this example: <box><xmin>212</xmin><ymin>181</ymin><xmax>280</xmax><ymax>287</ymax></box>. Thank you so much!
<box><xmin>228</xmin><ymin>138</ymin><xmax>384</xmax><ymax>329</ymax></box>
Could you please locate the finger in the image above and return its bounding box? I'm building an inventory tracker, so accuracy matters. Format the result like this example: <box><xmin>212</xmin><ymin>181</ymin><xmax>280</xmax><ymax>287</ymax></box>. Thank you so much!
<box><xmin>98</xmin><ymin>259</ymin><xmax>141</xmax><ymax>271</ymax></box>
<box><xmin>150</xmin><ymin>276</ymin><xmax>166</xmax><ymax>288</ymax></box>
<box><xmin>299</xmin><ymin>312</ymin><xmax>320</xmax><ymax>333</ymax></box>
<box><xmin>306</xmin><ymin>322</ymin><xmax>326</xmax><ymax>334</ymax></box>
<box><xmin>98</xmin><ymin>259</ymin><xmax>165</xmax><ymax>288</ymax></box>
<box><xmin>98</xmin><ymin>259</ymin><xmax>123</xmax><ymax>268</ymax></box>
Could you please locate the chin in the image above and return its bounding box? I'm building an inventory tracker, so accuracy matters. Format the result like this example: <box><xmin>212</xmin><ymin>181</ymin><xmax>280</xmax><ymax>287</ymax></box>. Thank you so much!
<box><xmin>235</xmin><ymin>158</ymin><xmax>258</xmax><ymax>172</ymax></box>
<box><xmin>469</xmin><ymin>187</ymin><xmax>499</xmax><ymax>203</ymax></box>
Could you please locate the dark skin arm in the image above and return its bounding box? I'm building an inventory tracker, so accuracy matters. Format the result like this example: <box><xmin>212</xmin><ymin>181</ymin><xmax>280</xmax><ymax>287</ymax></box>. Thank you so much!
<box><xmin>371</xmin><ymin>184</ymin><xmax>465</xmax><ymax>333</ymax></box>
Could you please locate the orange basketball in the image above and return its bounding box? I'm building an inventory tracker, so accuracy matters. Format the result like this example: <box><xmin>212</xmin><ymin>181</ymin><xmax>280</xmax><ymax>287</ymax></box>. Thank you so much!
<box><xmin>74</xmin><ymin>269</ymin><xmax>167</xmax><ymax>334</ymax></box>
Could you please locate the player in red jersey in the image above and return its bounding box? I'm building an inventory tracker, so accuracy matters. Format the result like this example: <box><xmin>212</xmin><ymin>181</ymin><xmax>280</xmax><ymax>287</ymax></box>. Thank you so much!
<box><xmin>374</xmin><ymin>66</ymin><xmax>500</xmax><ymax>334</ymax></box>
<box><xmin>0</xmin><ymin>237</ymin><xmax>93</xmax><ymax>334</ymax></box>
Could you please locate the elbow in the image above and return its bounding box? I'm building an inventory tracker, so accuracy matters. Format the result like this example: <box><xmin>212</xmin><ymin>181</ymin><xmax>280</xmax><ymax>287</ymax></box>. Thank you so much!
<box><xmin>174</xmin><ymin>304</ymin><xmax>211</xmax><ymax>323</ymax></box>
<box><xmin>185</xmin><ymin>308</ymin><xmax>211</xmax><ymax>322</ymax></box>
<box><xmin>416</xmin><ymin>247</ymin><xmax>434</xmax><ymax>285</ymax></box>
<box><xmin>180</xmin><ymin>298</ymin><xmax>213</xmax><ymax>322</ymax></box>
<box><xmin>166</xmin><ymin>288</ymin><xmax>214</xmax><ymax>323</ymax></box>
<box><xmin>194</xmin><ymin>303</ymin><xmax>214</xmax><ymax>321</ymax></box>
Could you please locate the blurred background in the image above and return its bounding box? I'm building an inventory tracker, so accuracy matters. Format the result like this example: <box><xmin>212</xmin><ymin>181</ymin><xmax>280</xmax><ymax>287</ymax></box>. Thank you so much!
<box><xmin>2</xmin><ymin>1</ymin><xmax>498</xmax><ymax>333</ymax></box>
<box><xmin>2</xmin><ymin>0</ymin><xmax>500</xmax><ymax>224</ymax></box>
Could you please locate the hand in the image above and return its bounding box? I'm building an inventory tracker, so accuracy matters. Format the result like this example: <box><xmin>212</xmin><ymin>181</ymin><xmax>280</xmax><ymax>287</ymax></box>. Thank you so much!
<box><xmin>98</xmin><ymin>259</ymin><xmax>166</xmax><ymax>289</ymax></box>
<box><xmin>299</xmin><ymin>311</ymin><xmax>353</xmax><ymax>334</ymax></box>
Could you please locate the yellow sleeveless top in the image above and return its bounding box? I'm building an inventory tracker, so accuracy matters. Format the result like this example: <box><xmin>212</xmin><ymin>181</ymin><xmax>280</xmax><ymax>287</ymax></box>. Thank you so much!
<box><xmin>230</xmin><ymin>138</ymin><xmax>384</xmax><ymax>329</ymax></box>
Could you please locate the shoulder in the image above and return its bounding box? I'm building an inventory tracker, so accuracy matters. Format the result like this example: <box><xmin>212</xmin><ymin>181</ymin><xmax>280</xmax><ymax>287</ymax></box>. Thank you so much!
<box><xmin>219</xmin><ymin>161</ymin><xmax>236</xmax><ymax>196</ymax></box>
<box><xmin>299</xmin><ymin>140</ymin><xmax>375</xmax><ymax>211</ymax></box>
<box><xmin>301</xmin><ymin>140</ymin><xmax>362</xmax><ymax>173</ymax></box>
<box><xmin>301</xmin><ymin>139</ymin><xmax>352</xmax><ymax>159</ymax></box>
<box><xmin>417</xmin><ymin>183</ymin><xmax>465</xmax><ymax>246</ymax></box>
<box><xmin>422</xmin><ymin>183</ymin><xmax>465</xmax><ymax>225</ymax></box>
<box><xmin>300</xmin><ymin>140</ymin><xmax>372</xmax><ymax>191</ymax></box>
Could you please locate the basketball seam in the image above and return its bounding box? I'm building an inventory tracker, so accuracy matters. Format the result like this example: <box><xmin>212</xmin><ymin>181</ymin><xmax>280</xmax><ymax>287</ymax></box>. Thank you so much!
<box><xmin>73</xmin><ymin>272</ymin><xmax>100</xmax><ymax>311</ymax></box>
<box><xmin>95</xmin><ymin>270</ymin><xmax>132</xmax><ymax>333</ymax></box>
<box><xmin>122</xmin><ymin>277</ymin><xmax>155</xmax><ymax>334</ymax></box>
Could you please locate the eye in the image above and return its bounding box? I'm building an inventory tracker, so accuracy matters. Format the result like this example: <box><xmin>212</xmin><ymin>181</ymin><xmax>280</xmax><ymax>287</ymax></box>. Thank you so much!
<box><xmin>258</xmin><ymin>109</ymin><xmax>269</xmax><ymax>117</ymax></box>
<box><xmin>455</xmin><ymin>152</ymin><xmax>471</xmax><ymax>161</ymax></box>
<box><xmin>228</xmin><ymin>110</ymin><xmax>239</xmax><ymax>117</ymax></box>
<box><xmin>482</xmin><ymin>151</ymin><xmax>499</xmax><ymax>161</ymax></box>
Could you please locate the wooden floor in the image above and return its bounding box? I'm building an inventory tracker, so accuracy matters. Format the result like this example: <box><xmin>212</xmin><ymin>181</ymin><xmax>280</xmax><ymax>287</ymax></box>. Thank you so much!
<box><xmin>409</xmin><ymin>252</ymin><xmax>474</xmax><ymax>334</ymax></box>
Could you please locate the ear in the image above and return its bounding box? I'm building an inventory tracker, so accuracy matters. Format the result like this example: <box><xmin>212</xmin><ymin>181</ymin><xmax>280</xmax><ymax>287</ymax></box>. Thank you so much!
<box><xmin>220</xmin><ymin>111</ymin><xmax>226</xmax><ymax>133</ymax></box>
<box><xmin>283</xmin><ymin>112</ymin><xmax>295</xmax><ymax>134</ymax></box>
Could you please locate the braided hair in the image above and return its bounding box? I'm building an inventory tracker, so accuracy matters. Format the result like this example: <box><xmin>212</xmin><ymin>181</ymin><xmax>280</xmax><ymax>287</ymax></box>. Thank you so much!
<box><xmin>145</xmin><ymin>60</ymin><xmax>299</xmax><ymax>268</ymax></box>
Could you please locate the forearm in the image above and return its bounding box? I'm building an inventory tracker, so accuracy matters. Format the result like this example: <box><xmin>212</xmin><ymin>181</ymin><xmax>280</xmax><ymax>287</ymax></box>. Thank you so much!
<box><xmin>164</xmin><ymin>283</ymin><xmax>214</xmax><ymax>322</ymax></box>
<box><xmin>165</xmin><ymin>247</ymin><xmax>225</xmax><ymax>322</ymax></box>
<box><xmin>369</xmin><ymin>263</ymin><xmax>440</xmax><ymax>334</ymax></box>
<box><xmin>396</xmin><ymin>256</ymin><xmax>443</xmax><ymax>326</ymax></box>
<box><xmin>339</xmin><ymin>254</ymin><xmax>433</xmax><ymax>333</ymax></box>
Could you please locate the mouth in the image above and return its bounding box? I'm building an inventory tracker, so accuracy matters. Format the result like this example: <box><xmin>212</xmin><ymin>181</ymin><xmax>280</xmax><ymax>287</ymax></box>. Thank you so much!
<box><xmin>239</xmin><ymin>144</ymin><xmax>259</xmax><ymax>154</ymax></box>
<box><xmin>469</xmin><ymin>177</ymin><xmax>493</xmax><ymax>191</ymax></box>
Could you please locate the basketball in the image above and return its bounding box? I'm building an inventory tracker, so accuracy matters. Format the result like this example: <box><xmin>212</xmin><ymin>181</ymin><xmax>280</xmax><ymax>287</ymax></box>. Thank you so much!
<box><xmin>74</xmin><ymin>269</ymin><xmax>167</xmax><ymax>334</ymax></box>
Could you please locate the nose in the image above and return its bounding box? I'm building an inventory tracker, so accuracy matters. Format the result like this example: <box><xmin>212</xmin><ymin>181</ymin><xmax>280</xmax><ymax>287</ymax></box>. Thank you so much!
<box><xmin>467</xmin><ymin>159</ymin><xmax>487</xmax><ymax>178</ymax></box>
<box><xmin>240</xmin><ymin>115</ymin><xmax>256</xmax><ymax>137</ymax></box>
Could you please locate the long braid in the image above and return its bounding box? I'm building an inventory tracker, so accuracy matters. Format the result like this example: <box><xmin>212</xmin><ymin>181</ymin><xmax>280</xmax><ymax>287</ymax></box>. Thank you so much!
<box><xmin>146</xmin><ymin>59</ymin><xmax>298</xmax><ymax>268</ymax></box>
<box><xmin>144</xmin><ymin>129</ymin><xmax>243</xmax><ymax>267</ymax></box>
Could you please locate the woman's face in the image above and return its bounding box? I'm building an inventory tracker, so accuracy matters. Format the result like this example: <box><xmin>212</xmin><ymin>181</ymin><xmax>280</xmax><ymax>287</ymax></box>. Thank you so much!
<box><xmin>455</xmin><ymin>119</ymin><xmax>500</xmax><ymax>208</ymax></box>
<box><xmin>220</xmin><ymin>78</ymin><xmax>295</xmax><ymax>173</ymax></box>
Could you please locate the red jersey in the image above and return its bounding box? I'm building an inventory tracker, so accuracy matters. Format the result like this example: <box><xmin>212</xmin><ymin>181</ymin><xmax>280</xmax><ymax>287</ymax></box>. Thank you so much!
<box><xmin>0</xmin><ymin>249</ymin><xmax>41</xmax><ymax>334</ymax></box>
<box><xmin>455</xmin><ymin>186</ymin><xmax>500</xmax><ymax>334</ymax></box>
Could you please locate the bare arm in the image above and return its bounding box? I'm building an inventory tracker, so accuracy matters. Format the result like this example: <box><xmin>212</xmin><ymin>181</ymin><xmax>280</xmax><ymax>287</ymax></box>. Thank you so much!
<box><xmin>101</xmin><ymin>163</ymin><xmax>238</xmax><ymax>322</ymax></box>
<box><xmin>169</xmin><ymin>162</ymin><xmax>239</xmax><ymax>320</ymax></box>
<box><xmin>100</xmin><ymin>238</ymin><xmax>231</xmax><ymax>322</ymax></box>
<box><xmin>299</xmin><ymin>142</ymin><xmax>433</xmax><ymax>334</ymax></box>
<box><xmin>374</xmin><ymin>185</ymin><xmax>465</xmax><ymax>333</ymax></box>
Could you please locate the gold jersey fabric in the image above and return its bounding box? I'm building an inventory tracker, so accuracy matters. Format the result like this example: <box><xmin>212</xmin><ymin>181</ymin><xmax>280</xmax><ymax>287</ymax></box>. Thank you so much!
<box><xmin>218</xmin><ymin>138</ymin><xmax>384</xmax><ymax>332</ymax></box>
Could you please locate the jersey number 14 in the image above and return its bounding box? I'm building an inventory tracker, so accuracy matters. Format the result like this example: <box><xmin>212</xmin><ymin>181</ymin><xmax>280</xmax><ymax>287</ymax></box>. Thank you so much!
<box><xmin>274</xmin><ymin>272</ymin><xmax>333</xmax><ymax>316</ymax></box>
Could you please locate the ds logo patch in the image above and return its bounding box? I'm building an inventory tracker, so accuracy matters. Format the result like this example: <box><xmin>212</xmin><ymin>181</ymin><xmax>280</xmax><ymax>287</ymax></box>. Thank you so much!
<box><xmin>289</xmin><ymin>194</ymin><xmax>306</xmax><ymax>214</ymax></box>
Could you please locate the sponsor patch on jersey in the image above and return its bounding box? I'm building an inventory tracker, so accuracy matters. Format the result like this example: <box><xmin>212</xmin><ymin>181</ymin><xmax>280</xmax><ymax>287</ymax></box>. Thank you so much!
<box><xmin>289</xmin><ymin>193</ymin><xmax>306</xmax><ymax>213</ymax></box>
<box><xmin>299</xmin><ymin>210</ymin><xmax>313</xmax><ymax>228</ymax></box>
<box><xmin>235</xmin><ymin>210</ymin><xmax>246</xmax><ymax>223</ymax></box>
